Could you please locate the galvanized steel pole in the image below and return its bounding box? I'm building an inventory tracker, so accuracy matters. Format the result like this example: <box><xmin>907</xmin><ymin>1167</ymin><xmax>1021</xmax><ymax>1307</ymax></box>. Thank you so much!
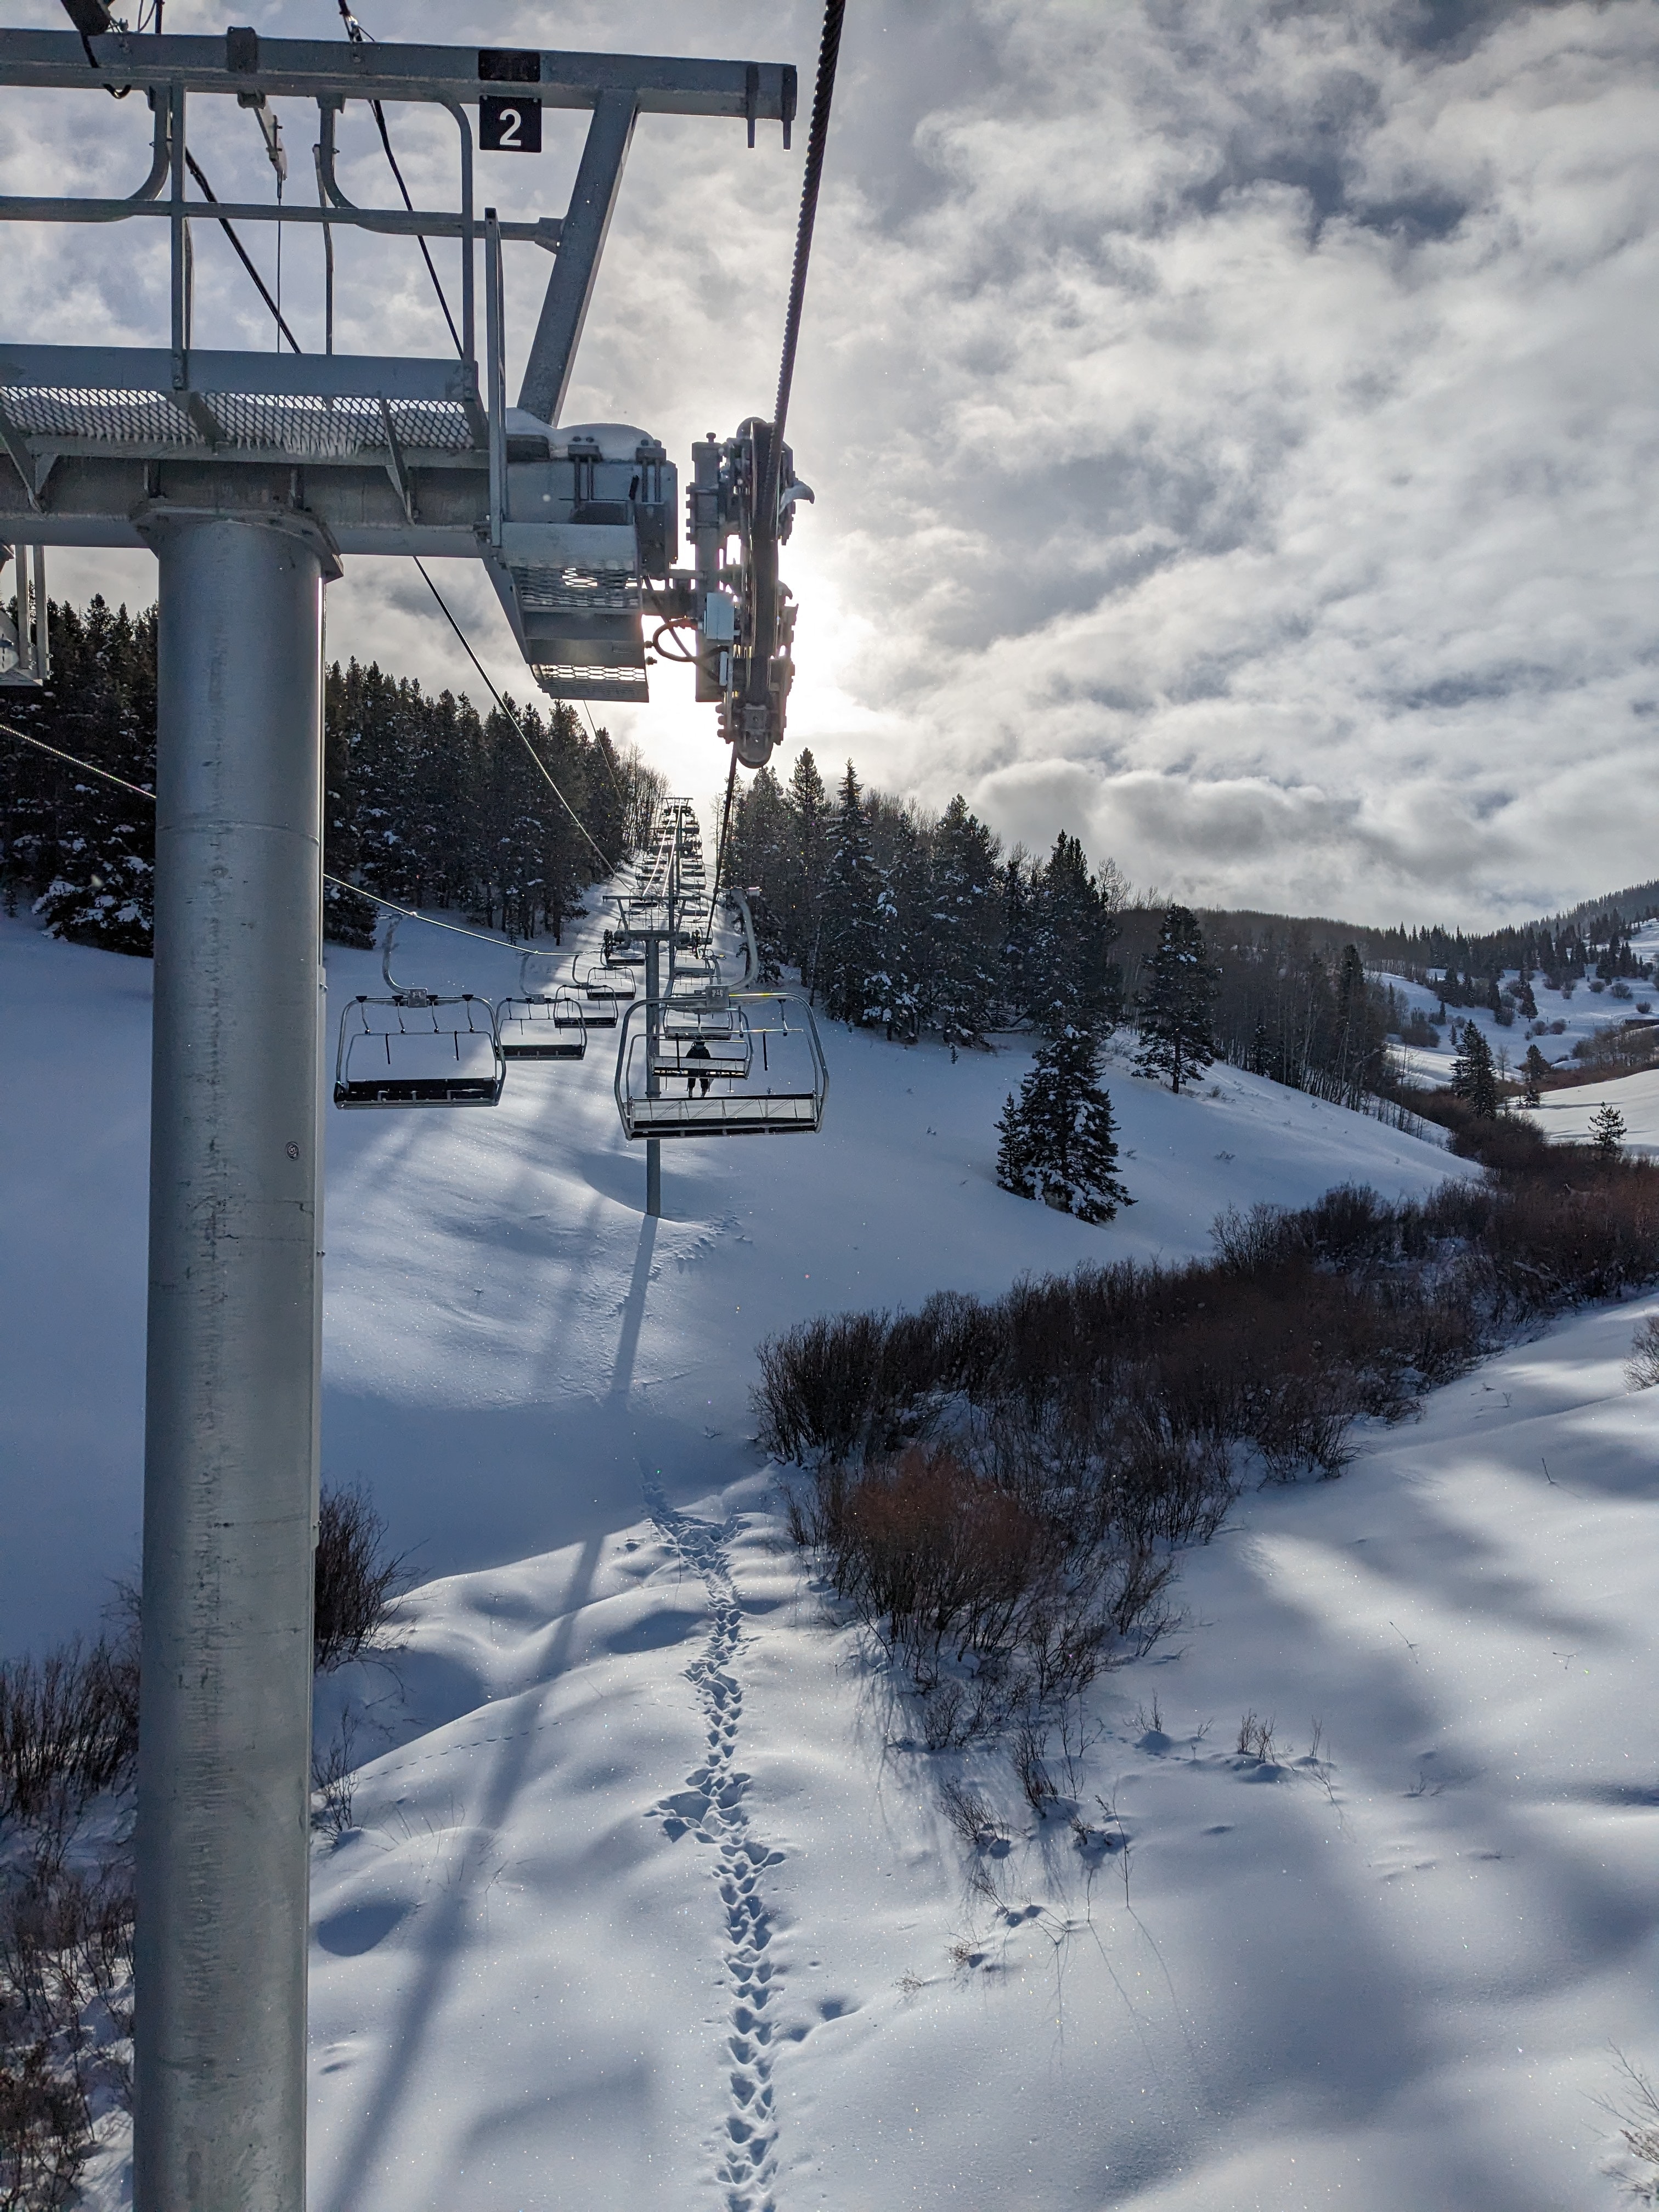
<box><xmin>133</xmin><ymin>509</ymin><xmax>334</xmax><ymax>2212</ymax></box>
<box><xmin>645</xmin><ymin>926</ymin><xmax>662</xmax><ymax>1219</ymax></box>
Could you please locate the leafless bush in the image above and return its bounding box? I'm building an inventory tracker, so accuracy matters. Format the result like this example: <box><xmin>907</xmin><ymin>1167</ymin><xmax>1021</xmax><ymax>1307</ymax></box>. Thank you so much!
<box><xmin>311</xmin><ymin>1712</ymin><xmax>359</xmax><ymax>1841</ymax></box>
<box><xmin>1628</xmin><ymin>1317</ymin><xmax>1659</xmax><ymax>1390</ymax></box>
<box><xmin>754</xmin><ymin>1309</ymin><xmax>891</xmax><ymax>1463</ymax></box>
<box><xmin>0</xmin><ymin>1641</ymin><xmax>137</xmax><ymax>1830</ymax></box>
<box><xmin>0</xmin><ymin>2036</ymin><xmax>88</xmax><ymax>2211</ymax></box>
<box><xmin>0</xmin><ymin>1832</ymin><xmax>132</xmax><ymax>2211</ymax></box>
<box><xmin>1011</xmin><ymin>1722</ymin><xmax>1057</xmax><ymax>1818</ymax></box>
<box><xmin>314</xmin><ymin>1488</ymin><xmax>406</xmax><ymax>1673</ymax></box>
<box><xmin>1600</xmin><ymin>2048</ymin><xmax>1659</xmax><ymax>2200</ymax></box>
<box><xmin>1236</xmin><ymin>1710</ymin><xmax>1278</xmax><ymax>1763</ymax></box>
<box><xmin>938</xmin><ymin>1779</ymin><xmax>997</xmax><ymax>1850</ymax></box>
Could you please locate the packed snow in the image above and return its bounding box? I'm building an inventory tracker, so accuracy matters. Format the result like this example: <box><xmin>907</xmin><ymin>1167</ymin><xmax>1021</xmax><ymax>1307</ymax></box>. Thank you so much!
<box><xmin>5</xmin><ymin>904</ymin><xmax>1659</xmax><ymax>2211</ymax></box>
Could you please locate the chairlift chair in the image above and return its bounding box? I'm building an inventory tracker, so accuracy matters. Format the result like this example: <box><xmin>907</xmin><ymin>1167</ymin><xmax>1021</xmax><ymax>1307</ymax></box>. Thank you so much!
<box><xmin>332</xmin><ymin>923</ymin><xmax>506</xmax><ymax>1108</ymax></box>
<box><xmin>663</xmin><ymin>990</ymin><xmax>739</xmax><ymax>1043</ymax></box>
<box><xmin>614</xmin><ymin>990</ymin><xmax>827</xmax><ymax>1138</ymax></box>
<box><xmin>569</xmin><ymin>952</ymin><xmax>634</xmax><ymax>1024</ymax></box>
<box><xmin>496</xmin><ymin>955</ymin><xmax>588</xmax><ymax>1060</ymax></box>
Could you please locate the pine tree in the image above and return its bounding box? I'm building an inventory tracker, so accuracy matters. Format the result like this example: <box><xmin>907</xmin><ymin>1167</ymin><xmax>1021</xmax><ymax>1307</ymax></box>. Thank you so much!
<box><xmin>1333</xmin><ymin>943</ymin><xmax>1385</xmax><ymax>1097</ymax></box>
<box><xmin>1020</xmin><ymin>831</ymin><xmax>1122</xmax><ymax>1039</ymax></box>
<box><xmin>996</xmin><ymin>1026</ymin><xmax>1131</xmax><ymax>1224</ymax></box>
<box><xmin>29</xmin><ymin>597</ymin><xmax>157</xmax><ymax>955</ymax></box>
<box><xmin>1521</xmin><ymin>1043</ymin><xmax>1549</xmax><ymax>1108</ymax></box>
<box><xmin>929</xmin><ymin>794</ymin><xmax>1005</xmax><ymax>1048</ymax></box>
<box><xmin>818</xmin><ymin>763</ymin><xmax>885</xmax><ymax>1026</ymax></box>
<box><xmin>780</xmin><ymin>748</ymin><xmax>829</xmax><ymax>990</ymax></box>
<box><xmin>727</xmin><ymin>763</ymin><xmax>791</xmax><ymax>983</ymax></box>
<box><xmin>1590</xmin><ymin>1103</ymin><xmax>1626</xmax><ymax>1158</ymax></box>
<box><xmin>1134</xmin><ymin>905</ymin><xmax>1219</xmax><ymax>1092</ymax></box>
<box><xmin>1450</xmin><ymin>1022</ymin><xmax>1499</xmax><ymax>1120</ymax></box>
<box><xmin>873</xmin><ymin>805</ymin><xmax>930</xmax><ymax>1040</ymax></box>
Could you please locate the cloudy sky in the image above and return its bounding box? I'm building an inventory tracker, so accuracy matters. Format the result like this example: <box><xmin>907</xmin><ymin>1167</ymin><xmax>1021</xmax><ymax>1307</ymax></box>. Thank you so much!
<box><xmin>5</xmin><ymin>0</ymin><xmax>1658</xmax><ymax>926</ymax></box>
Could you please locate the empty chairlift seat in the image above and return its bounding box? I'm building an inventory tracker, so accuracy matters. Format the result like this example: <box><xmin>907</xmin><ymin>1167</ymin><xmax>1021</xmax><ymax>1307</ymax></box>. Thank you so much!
<box><xmin>614</xmin><ymin>991</ymin><xmax>827</xmax><ymax>1138</ymax></box>
<box><xmin>496</xmin><ymin>985</ymin><xmax>588</xmax><ymax>1061</ymax></box>
<box><xmin>335</xmin><ymin>991</ymin><xmax>505</xmax><ymax>1108</ymax></box>
<box><xmin>571</xmin><ymin>952</ymin><xmax>636</xmax><ymax>1023</ymax></box>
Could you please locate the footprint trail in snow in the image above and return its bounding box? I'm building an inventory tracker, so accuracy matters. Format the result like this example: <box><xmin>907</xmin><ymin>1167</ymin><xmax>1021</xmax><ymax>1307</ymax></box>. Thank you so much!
<box><xmin>646</xmin><ymin>1485</ymin><xmax>786</xmax><ymax>2212</ymax></box>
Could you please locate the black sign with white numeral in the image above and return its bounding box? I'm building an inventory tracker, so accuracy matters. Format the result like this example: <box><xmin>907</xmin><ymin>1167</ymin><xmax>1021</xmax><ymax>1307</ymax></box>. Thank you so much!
<box><xmin>478</xmin><ymin>48</ymin><xmax>541</xmax><ymax>153</ymax></box>
<box><xmin>480</xmin><ymin>94</ymin><xmax>541</xmax><ymax>153</ymax></box>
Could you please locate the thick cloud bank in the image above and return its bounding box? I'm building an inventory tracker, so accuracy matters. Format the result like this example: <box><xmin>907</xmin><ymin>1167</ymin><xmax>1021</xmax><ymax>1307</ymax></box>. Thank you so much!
<box><xmin>4</xmin><ymin>1</ymin><xmax>1656</xmax><ymax>923</ymax></box>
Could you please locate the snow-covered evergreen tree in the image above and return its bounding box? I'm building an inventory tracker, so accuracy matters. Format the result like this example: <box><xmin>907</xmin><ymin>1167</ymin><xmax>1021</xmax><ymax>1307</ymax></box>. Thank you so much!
<box><xmin>780</xmin><ymin>749</ymin><xmax>829</xmax><ymax>991</ymax></box>
<box><xmin>1134</xmin><ymin>904</ymin><xmax>1218</xmax><ymax>1091</ymax></box>
<box><xmin>996</xmin><ymin>1026</ymin><xmax>1131</xmax><ymax>1223</ymax></box>
<box><xmin>928</xmin><ymin>795</ymin><xmax>1004</xmax><ymax>1048</ymax></box>
<box><xmin>818</xmin><ymin>763</ymin><xmax>886</xmax><ymax>1026</ymax></box>
<box><xmin>29</xmin><ymin>597</ymin><xmax>157</xmax><ymax>955</ymax></box>
<box><xmin>1019</xmin><ymin>831</ymin><xmax>1122</xmax><ymax>1039</ymax></box>
<box><xmin>727</xmin><ymin>764</ymin><xmax>791</xmax><ymax>983</ymax></box>
<box><xmin>1449</xmin><ymin>1022</ymin><xmax>1499</xmax><ymax>1119</ymax></box>
<box><xmin>873</xmin><ymin>806</ymin><xmax>931</xmax><ymax>1040</ymax></box>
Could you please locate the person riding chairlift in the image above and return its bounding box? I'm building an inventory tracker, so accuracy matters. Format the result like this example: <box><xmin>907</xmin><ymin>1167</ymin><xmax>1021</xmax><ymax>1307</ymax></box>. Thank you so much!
<box><xmin>686</xmin><ymin>1037</ymin><xmax>714</xmax><ymax>1096</ymax></box>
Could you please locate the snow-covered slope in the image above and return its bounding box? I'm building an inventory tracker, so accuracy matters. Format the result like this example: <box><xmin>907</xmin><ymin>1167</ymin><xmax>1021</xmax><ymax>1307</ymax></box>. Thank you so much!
<box><xmin>7</xmin><ymin>910</ymin><xmax>1659</xmax><ymax>2212</ymax></box>
<box><xmin>0</xmin><ymin>908</ymin><xmax>1462</xmax><ymax>1655</ymax></box>
<box><xmin>1382</xmin><ymin>928</ymin><xmax>1659</xmax><ymax>1091</ymax></box>
<box><xmin>1531</xmin><ymin>1064</ymin><xmax>1659</xmax><ymax>1155</ymax></box>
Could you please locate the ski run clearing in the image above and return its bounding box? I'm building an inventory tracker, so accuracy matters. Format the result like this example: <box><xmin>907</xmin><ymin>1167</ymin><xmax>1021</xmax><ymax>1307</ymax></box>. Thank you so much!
<box><xmin>5</xmin><ymin>905</ymin><xmax>1659</xmax><ymax>2212</ymax></box>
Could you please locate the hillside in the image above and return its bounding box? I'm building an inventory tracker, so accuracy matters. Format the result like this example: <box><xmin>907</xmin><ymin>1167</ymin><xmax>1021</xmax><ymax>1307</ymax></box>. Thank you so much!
<box><xmin>4</xmin><ymin>908</ymin><xmax>1659</xmax><ymax>2211</ymax></box>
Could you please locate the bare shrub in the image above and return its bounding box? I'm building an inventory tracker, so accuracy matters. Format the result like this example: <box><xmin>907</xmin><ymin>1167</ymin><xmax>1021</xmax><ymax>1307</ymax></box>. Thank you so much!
<box><xmin>0</xmin><ymin>1640</ymin><xmax>136</xmax><ymax>1831</ymax></box>
<box><xmin>0</xmin><ymin>1832</ymin><xmax>132</xmax><ymax>2209</ymax></box>
<box><xmin>0</xmin><ymin>2036</ymin><xmax>88</xmax><ymax>2211</ymax></box>
<box><xmin>1236</xmin><ymin>1710</ymin><xmax>1277</xmax><ymax>1763</ymax></box>
<box><xmin>1011</xmin><ymin>1722</ymin><xmax>1057</xmax><ymax>1818</ymax></box>
<box><xmin>1628</xmin><ymin>1317</ymin><xmax>1659</xmax><ymax>1390</ymax></box>
<box><xmin>918</xmin><ymin>1680</ymin><xmax>970</xmax><ymax>1752</ymax></box>
<box><xmin>754</xmin><ymin>1310</ymin><xmax>889</xmax><ymax>1464</ymax></box>
<box><xmin>314</xmin><ymin>1488</ymin><xmax>406</xmax><ymax>1673</ymax></box>
<box><xmin>938</xmin><ymin>1779</ymin><xmax>996</xmax><ymax>1850</ymax></box>
<box><xmin>829</xmin><ymin>1446</ymin><xmax>1049</xmax><ymax>1672</ymax></box>
<box><xmin>311</xmin><ymin>1712</ymin><xmax>359</xmax><ymax>1841</ymax></box>
<box><xmin>1600</xmin><ymin>2048</ymin><xmax>1659</xmax><ymax>2199</ymax></box>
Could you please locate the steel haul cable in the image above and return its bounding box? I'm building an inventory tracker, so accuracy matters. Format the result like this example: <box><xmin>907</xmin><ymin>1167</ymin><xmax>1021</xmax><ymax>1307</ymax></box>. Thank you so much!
<box><xmin>761</xmin><ymin>0</ymin><xmax>845</xmax><ymax>524</ymax></box>
<box><xmin>412</xmin><ymin>558</ymin><xmax>616</xmax><ymax>874</ymax></box>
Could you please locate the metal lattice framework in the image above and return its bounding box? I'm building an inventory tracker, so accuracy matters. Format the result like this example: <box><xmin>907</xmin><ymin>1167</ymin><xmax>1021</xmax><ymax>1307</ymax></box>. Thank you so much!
<box><xmin>0</xmin><ymin>26</ymin><xmax>795</xmax><ymax>699</ymax></box>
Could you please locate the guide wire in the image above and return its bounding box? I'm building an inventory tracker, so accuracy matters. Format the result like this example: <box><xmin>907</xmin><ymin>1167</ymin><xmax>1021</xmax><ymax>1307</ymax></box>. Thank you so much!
<box><xmin>0</xmin><ymin>715</ymin><xmax>549</xmax><ymax>956</ymax></box>
<box><xmin>412</xmin><ymin>558</ymin><xmax>616</xmax><ymax>873</ymax></box>
<box><xmin>335</xmin><ymin>0</ymin><xmax>465</xmax><ymax>358</ymax></box>
<box><xmin>183</xmin><ymin>151</ymin><xmax>303</xmax><ymax>353</ymax></box>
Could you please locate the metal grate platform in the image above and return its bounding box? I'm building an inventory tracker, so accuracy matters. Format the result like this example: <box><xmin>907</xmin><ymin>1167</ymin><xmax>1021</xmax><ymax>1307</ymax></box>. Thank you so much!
<box><xmin>531</xmin><ymin>661</ymin><xmax>649</xmax><ymax>701</ymax></box>
<box><xmin>0</xmin><ymin>346</ymin><xmax>486</xmax><ymax>465</ymax></box>
<box><xmin>514</xmin><ymin>565</ymin><xmax>642</xmax><ymax>613</ymax></box>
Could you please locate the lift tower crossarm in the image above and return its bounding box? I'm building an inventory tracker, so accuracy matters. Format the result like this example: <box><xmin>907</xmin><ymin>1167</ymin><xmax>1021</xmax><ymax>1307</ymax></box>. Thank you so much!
<box><xmin>0</xmin><ymin>30</ymin><xmax>799</xmax><ymax>123</ymax></box>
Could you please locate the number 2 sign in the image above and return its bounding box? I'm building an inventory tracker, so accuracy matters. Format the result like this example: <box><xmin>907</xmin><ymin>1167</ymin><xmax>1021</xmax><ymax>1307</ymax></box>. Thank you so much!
<box><xmin>478</xmin><ymin>48</ymin><xmax>542</xmax><ymax>153</ymax></box>
<box><xmin>481</xmin><ymin>97</ymin><xmax>542</xmax><ymax>151</ymax></box>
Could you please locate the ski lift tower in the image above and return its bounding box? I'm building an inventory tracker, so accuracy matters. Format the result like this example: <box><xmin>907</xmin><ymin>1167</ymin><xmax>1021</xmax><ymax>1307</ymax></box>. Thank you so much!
<box><xmin>0</xmin><ymin>22</ymin><xmax>795</xmax><ymax>2211</ymax></box>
